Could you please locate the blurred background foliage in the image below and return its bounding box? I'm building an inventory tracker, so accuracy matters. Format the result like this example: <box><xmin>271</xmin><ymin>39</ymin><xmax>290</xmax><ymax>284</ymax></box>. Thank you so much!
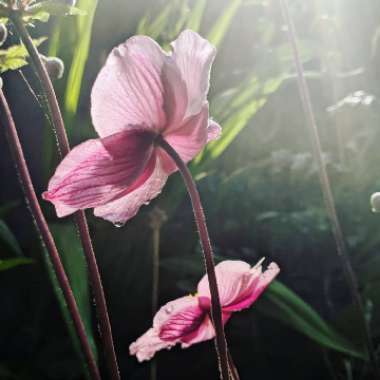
<box><xmin>1</xmin><ymin>0</ymin><xmax>380</xmax><ymax>378</ymax></box>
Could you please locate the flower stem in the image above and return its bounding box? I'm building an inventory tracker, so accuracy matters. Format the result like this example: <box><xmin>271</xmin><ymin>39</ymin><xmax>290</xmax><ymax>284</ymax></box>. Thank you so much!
<box><xmin>279</xmin><ymin>0</ymin><xmax>379</xmax><ymax>374</ymax></box>
<box><xmin>10</xmin><ymin>13</ymin><xmax>121</xmax><ymax>380</ymax></box>
<box><xmin>157</xmin><ymin>136</ymin><xmax>231</xmax><ymax>380</ymax></box>
<box><xmin>0</xmin><ymin>89</ymin><xmax>101</xmax><ymax>380</ymax></box>
<box><xmin>227</xmin><ymin>349</ymin><xmax>240</xmax><ymax>380</ymax></box>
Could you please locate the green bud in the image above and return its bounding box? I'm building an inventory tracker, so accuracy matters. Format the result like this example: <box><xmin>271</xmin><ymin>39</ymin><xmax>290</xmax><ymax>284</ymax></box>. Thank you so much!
<box><xmin>40</xmin><ymin>55</ymin><xmax>65</xmax><ymax>80</ymax></box>
<box><xmin>0</xmin><ymin>23</ymin><xmax>7</xmax><ymax>47</ymax></box>
<box><xmin>370</xmin><ymin>192</ymin><xmax>380</xmax><ymax>213</ymax></box>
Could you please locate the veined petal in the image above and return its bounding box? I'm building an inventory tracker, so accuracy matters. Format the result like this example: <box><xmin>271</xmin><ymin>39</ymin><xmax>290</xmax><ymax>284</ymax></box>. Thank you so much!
<box><xmin>197</xmin><ymin>260</ymin><xmax>279</xmax><ymax>311</ymax></box>
<box><xmin>181</xmin><ymin>310</ymin><xmax>232</xmax><ymax>348</ymax></box>
<box><xmin>129</xmin><ymin>296</ymin><xmax>207</xmax><ymax>362</ymax></box>
<box><xmin>42</xmin><ymin>130</ymin><xmax>154</xmax><ymax>217</ymax></box>
<box><xmin>171</xmin><ymin>30</ymin><xmax>216</xmax><ymax>118</ymax></box>
<box><xmin>223</xmin><ymin>262</ymin><xmax>280</xmax><ymax>312</ymax></box>
<box><xmin>129</xmin><ymin>328</ymin><xmax>175</xmax><ymax>363</ymax></box>
<box><xmin>159</xmin><ymin>105</ymin><xmax>209</xmax><ymax>174</ymax></box>
<box><xmin>91</xmin><ymin>36</ymin><xmax>168</xmax><ymax>138</ymax></box>
<box><xmin>93</xmin><ymin>154</ymin><xmax>167</xmax><ymax>224</ymax></box>
<box><xmin>155</xmin><ymin>296</ymin><xmax>205</xmax><ymax>341</ymax></box>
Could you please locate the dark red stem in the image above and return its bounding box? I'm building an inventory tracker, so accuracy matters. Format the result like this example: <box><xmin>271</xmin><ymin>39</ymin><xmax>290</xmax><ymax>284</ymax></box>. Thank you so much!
<box><xmin>157</xmin><ymin>136</ymin><xmax>231</xmax><ymax>380</ymax></box>
<box><xmin>10</xmin><ymin>13</ymin><xmax>120</xmax><ymax>380</ymax></box>
<box><xmin>0</xmin><ymin>89</ymin><xmax>101</xmax><ymax>380</ymax></box>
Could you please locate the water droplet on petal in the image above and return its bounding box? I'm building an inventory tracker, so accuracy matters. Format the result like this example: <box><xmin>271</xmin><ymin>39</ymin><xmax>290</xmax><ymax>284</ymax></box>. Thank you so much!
<box><xmin>165</xmin><ymin>305</ymin><xmax>173</xmax><ymax>314</ymax></box>
<box><xmin>114</xmin><ymin>221</ymin><xmax>125</xmax><ymax>228</ymax></box>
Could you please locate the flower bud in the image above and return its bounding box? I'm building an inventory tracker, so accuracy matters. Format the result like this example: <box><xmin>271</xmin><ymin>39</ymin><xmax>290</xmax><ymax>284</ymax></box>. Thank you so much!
<box><xmin>0</xmin><ymin>24</ymin><xmax>8</xmax><ymax>47</ymax></box>
<box><xmin>370</xmin><ymin>192</ymin><xmax>380</xmax><ymax>213</ymax></box>
<box><xmin>40</xmin><ymin>55</ymin><xmax>65</xmax><ymax>80</ymax></box>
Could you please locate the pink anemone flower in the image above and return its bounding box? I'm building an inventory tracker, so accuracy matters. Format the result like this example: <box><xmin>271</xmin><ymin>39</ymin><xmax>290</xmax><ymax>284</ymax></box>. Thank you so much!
<box><xmin>42</xmin><ymin>30</ymin><xmax>221</xmax><ymax>224</ymax></box>
<box><xmin>129</xmin><ymin>259</ymin><xmax>280</xmax><ymax>362</ymax></box>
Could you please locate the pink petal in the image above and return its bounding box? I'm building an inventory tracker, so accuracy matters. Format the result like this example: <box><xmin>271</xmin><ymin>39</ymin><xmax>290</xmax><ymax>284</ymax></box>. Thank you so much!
<box><xmin>93</xmin><ymin>154</ymin><xmax>167</xmax><ymax>224</ymax></box>
<box><xmin>159</xmin><ymin>105</ymin><xmax>209</xmax><ymax>174</ymax></box>
<box><xmin>91</xmin><ymin>36</ymin><xmax>168</xmax><ymax>138</ymax></box>
<box><xmin>42</xmin><ymin>130</ymin><xmax>154</xmax><ymax>217</ymax></box>
<box><xmin>223</xmin><ymin>262</ymin><xmax>280</xmax><ymax>312</ymax></box>
<box><xmin>180</xmin><ymin>311</ymin><xmax>232</xmax><ymax>348</ymax></box>
<box><xmin>156</xmin><ymin>297</ymin><xmax>205</xmax><ymax>341</ymax></box>
<box><xmin>129</xmin><ymin>296</ymin><xmax>206</xmax><ymax>362</ymax></box>
<box><xmin>197</xmin><ymin>260</ymin><xmax>279</xmax><ymax>311</ymax></box>
<box><xmin>129</xmin><ymin>328</ymin><xmax>175</xmax><ymax>362</ymax></box>
<box><xmin>161</xmin><ymin>59</ymin><xmax>188</xmax><ymax>133</ymax></box>
<box><xmin>171</xmin><ymin>30</ymin><xmax>216</xmax><ymax>118</ymax></box>
<box><xmin>207</xmin><ymin>119</ymin><xmax>222</xmax><ymax>142</ymax></box>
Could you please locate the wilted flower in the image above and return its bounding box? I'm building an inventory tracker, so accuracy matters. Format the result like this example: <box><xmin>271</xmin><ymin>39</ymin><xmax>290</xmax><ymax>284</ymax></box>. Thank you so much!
<box><xmin>129</xmin><ymin>259</ymin><xmax>279</xmax><ymax>362</ymax></box>
<box><xmin>43</xmin><ymin>30</ymin><xmax>221</xmax><ymax>224</ymax></box>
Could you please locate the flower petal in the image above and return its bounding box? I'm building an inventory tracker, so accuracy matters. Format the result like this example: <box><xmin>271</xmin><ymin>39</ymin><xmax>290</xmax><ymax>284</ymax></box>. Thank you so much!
<box><xmin>93</xmin><ymin>154</ymin><xmax>167</xmax><ymax>224</ymax></box>
<box><xmin>207</xmin><ymin>119</ymin><xmax>222</xmax><ymax>142</ymax></box>
<box><xmin>223</xmin><ymin>262</ymin><xmax>280</xmax><ymax>312</ymax></box>
<box><xmin>197</xmin><ymin>260</ymin><xmax>279</xmax><ymax>310</ymax></box>
<box><xmin>91</xmin><ymin>36</ymin><xmax>168</xmax><ymax>138</ymax></box>
<box><xmin>171</xmin><ymin>30</ymin><xmax>216</xmax><ymax>118</ymax></box>
<box><xmin>180</xmin><ymin>311</ymin><xmax>232</xmax><ymax>348</ymax></box>
<box><xmin>130</xmin><ymin>296</ymin><xmax>206</xmax><ymax>362</ymax></box>
<box><xmin>129</xmin><ymin>328</ymin><xmax>174</xmax><ymax>363</ymax></box>
<box><xmin>159</xmin><ymin>105</ymin><xmax>209</xmax><ymax>174</ymax></box>
<box><xmin>155</xmin><ymin>296</ymin><xmax>205</xmax><ymax>341</ymax></box>
<box><xmin>43</xmin><ymin>130</ymin><xmax>154</xmax><ymax>217</ymax></box>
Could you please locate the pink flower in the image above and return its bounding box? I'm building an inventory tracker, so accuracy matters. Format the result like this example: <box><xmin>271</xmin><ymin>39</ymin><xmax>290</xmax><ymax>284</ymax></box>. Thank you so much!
<box><xmin>129</xmin><ymin>259</ymin><xmax>280</xmax><ymax>362</ymax></box>
<box><xmin>42</xmin><ymin>30</ymin><xmax>221</xmax><ymax>224</ymax></box>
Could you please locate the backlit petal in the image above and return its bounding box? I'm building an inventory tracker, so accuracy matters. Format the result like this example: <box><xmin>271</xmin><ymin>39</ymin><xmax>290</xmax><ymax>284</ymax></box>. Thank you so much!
<box><xmin>197</xmin><ymin>260</ymin><xmax>279</xmax><ymax>310</ymax></box>
<box><xmin>91</xmin><ymin>36</ymin><xmax>167</xmax><ymax>137</ymax></box>
<box><xmin>129</xmin><ymin>328</ymin><xmax>174</xmax><ymax>363</ymax></box>
<box><xmin>129</xmin><ymin>296</ymin><xmax>206</xmax><ymax>362</ymax></box>
<box><xmin>171</xmin><ymin>30</ymin><xmax>216</xmax><ymax>118</ymax></box>
<box><xmin>93</xmin><ymin>154</ymin><xmax>167</xmax><ymax>224</ymax></box>
<box><xmin>207</xmin><ymin>119</ymin><xmax>222</xmax><ymax>142</ymax></box>
<box><xmin>43</xmin><ymin>130</ymin><xmax>154</xmax><ymax>217</ymax></box>
<box><xmin>159</xmin><ymin>105</ymin><xmax>209</xmax><ymax>174</ymax></box>
<box><xmin>223</xmin><ymin>262</ymin><xmax>280</xmax><ymax>312</ymax></box>
<box><xmin>155</xmin><ymin>296</ymin><xmax>205</xmax><ymax>341</ymax></box>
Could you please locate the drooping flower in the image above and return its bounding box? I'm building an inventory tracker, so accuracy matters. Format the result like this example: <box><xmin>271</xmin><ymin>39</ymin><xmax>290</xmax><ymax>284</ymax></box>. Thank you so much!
<box><xmin>43</xmin><ymin>30</ymin><xmax>221</xmax><ymax>224</ymax></box>
<box><xmin>129</xmin><ymin>259</ymin><xmax>280</xmax><ymax>362</ymax></box>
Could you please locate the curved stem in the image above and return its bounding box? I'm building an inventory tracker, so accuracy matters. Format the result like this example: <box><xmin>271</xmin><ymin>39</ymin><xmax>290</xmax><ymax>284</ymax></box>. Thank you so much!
<box><xmin>279</xmin><ymin>0</ymin><xmax>379</xmax><ymax>374</ymax></box>
<box><xmin>157</xmin><ymin>136</ymin><xmax>231</xmax><ymax>380</ymax></box>
<box><xmin>0</xmin><ymin>89</ymin><xmax>101</xmax><ymax>380</ymax></box>
<box><xmin>10</xmin><ymin>13</ymin><xmax>121</xmax><ymax>380</ymax></box>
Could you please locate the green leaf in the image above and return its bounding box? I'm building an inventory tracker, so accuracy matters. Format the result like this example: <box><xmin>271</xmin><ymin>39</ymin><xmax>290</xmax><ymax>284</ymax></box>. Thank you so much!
<box><xmin>0</xmin><ymin>37</ymin><xmax>47</xmax><ymax>73</ymax></box>
<box><xmin>207</xmin><ymin>0</ymin><xmax>242</xmax><ymax>47</ymax></box>
<box><xmin>64</xmin><ymin>0</ymin><xmax>98</xmax><ymax>116</ymax></box>
<box><xmin>136</xmin><ymin>0</ymin><xmax>180</xmax><ymax>40</ymax></box>
<box><xmin>0</xmin><ymin>220</ymin><xmax>22</xmax><ymax>256</ymax></box>
<box><xmin>50</xmin><ymin>223</ymin><xmax>97</xmax><ymax>361</ymax></box>
<box><xmin>200</xmin><ymin>76</ymin><xmax>283</xmax><ymax>160</ymax></box>
<box><xmin>257</xmin><ymin>280</ymin><xmax>367</xmax><ymax>359</ymax></box>
<box><xmin>26</xmin><ymin>1</ymin><xmax>86</xmax><ymax>17</ymax></box>
<box><xmin>0</xmin><ymin>257</ymin><xmax>33</xmax><ymax>271</ymax></box>
<box><xmin>186</xmin><ymin>0</ymin><xmax>207</xmax><ymax>32</ymax></box>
